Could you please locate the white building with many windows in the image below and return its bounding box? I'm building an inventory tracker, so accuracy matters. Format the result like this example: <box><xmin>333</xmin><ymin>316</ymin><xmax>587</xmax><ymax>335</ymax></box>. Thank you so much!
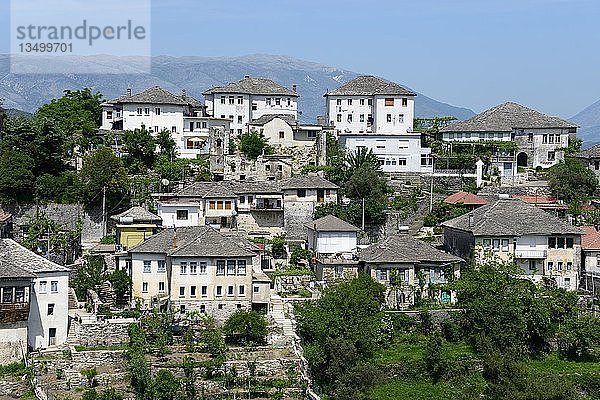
<box><xmin>203</xmin><ymin>76</ymin><xmax>298</xmax><ymax>137</ymax></box>
<box><xmin>101</xmin><ymin>86</ymin><xmax>230</xmax><ymax>159</ymax></box>
<box><xmin>0</xmin><ymin>239</ymin><xmax>69</xmax><ymax>358</ymax></box>
<box><xmin>325</xmin><ymin>76</ymin><xmax>432</xmax><ymax>173</ymax></box>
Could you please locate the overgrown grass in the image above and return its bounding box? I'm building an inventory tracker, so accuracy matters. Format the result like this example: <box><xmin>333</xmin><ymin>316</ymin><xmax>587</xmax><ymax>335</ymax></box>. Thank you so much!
<box><xmin>0</xmin><ymin>362</ymin><xmax>28</xmax><ymax>377</ymax></box>
<box><xmin>528</xmin><ymin>353</ymin><xmax>600</xmax><ymax>375</ymax></box>
<box><xmin>369</xmin><ymin>379</ymin><xmax>461</xmax><ymax>400</ymax></box>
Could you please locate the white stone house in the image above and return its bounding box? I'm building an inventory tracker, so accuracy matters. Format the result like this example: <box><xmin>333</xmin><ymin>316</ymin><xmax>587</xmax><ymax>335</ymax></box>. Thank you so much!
<box><xmin>439</xmin><ymin>102</ymin><xmax>578</xmax><ymax>176</ymax></box>
<box><xmin>101</xmin><ymin>86</ymin><xmax>230</xmax><ymax>159</ymax></box>
<box><xmin>325</xmin><ymin>75</ymin><xmax>432</xmax><ymax>173</ymax></box>
<box><xmin>203</xmin><ymin>76</ymin><xmax>298</xmax><ymax>137</ymax></box>
<box><xmin>442</xmin><ymin>197</ymin><xmax>582</xmax><ymax>291</ymax></box>
<box><xmin>581</xmin><ymin>226</ymin><xmax>600</xmax><ymax>294</ymax></box>
<box><xmin>305</xmin><ymin>215</ymin><xmax>360</xmax><ymax>282</ymax></box>
<box><xmin>126</xmin><ymin>226</ymin><xmax>266</xmax><ymax>320</ymax></box>
<box><xmin>0</xmin><ymin>239</ymin><xmax>69</xmax><ymax>357</ymax></box>
<box><xmin>247</xmin><ymin>114</ymin><xmax>322</xmax><ymax>148</ymax></box>
<box><xmin>360</xmin><ymin>235</ymin><xmax>463</xmax><ymax>309</ymax></box>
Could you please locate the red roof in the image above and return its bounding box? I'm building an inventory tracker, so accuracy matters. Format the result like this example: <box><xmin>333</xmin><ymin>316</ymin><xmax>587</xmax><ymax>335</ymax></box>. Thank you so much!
<box><xmin>581</xmin><ymin>226</ymin><xmax>600</xmax><ymax>250</ymax></box>
<box><xmin>0</xmin><ymin>210</ymin><xmax>12</xmax><ymax>223</ymax></box>
<box><xmin>512</xmin><ymin>195</ymin><xmax>558</xmax><ymax>205</ymax></box>
<box><xmin>444</xmin><ymin>191</ymin><xmax>488</xmax><ymax>206</ymax></box>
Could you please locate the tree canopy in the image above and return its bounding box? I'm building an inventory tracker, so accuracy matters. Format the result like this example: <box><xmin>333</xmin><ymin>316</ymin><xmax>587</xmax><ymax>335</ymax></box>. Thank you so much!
<box><xmin>547</xmin><ymin>157</ymin><xmax>598</xmax><ymax>202</ymax></box>
<box><xmin>80</xmin><ymin>147</ymin><xmax>129</xmax><ymax>208</ymax></box>
<box><xmin>238</xmin><ymin>129</ymin><xmax>273</xmax><ymax>159</ymax></box>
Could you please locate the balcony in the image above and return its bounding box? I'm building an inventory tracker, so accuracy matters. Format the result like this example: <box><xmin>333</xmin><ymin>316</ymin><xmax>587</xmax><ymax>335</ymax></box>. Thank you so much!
<box><xmin>514</xmin><ymin>249</ymin><xmax>547</xmax><ymax>259</ymax></box>
<box><xmin>251</xmin><ymin>203</ymin><xmax>283</xmax><ymax>212</ymax></box>
<box><xmin>0</xmin><ymin>302</ymin><xmax>30</xmax><ymax>323</ymax></box>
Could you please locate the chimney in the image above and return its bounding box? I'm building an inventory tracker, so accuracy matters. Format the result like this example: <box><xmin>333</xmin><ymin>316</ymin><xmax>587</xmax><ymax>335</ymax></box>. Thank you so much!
<box><xmin>244</xmin><ymin>75</ymin><xmax>250</xmax><ymax>79</ymax></box>
<box><xmin>172</xmin><ymin>229</ymin><xmax>177</xmax><ymax>249</ymax></box>
<box><xmin>126</xmin><ymin>87</ymin><xmax>132</xmax><ymax>96</ymax></box>
<box><xmin>181</xmin><ymin>89</ymin><xmax>186</xmax><ymax>98</ymax></box>
<box><xmin>468</xmin><ymin>214</ymin><xmax>474</xmax><ymax>228</ymax></box>
<box><xmin>292</xmin><ymin>84</ymin><xmax>297</xmax><ymax>93</ymax></box>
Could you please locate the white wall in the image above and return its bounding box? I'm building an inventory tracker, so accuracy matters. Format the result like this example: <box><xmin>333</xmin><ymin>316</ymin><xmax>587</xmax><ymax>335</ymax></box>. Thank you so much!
<box><xmin>131</xmin><ymin>253</ymin><xmax>169</xmax><ymax>304</ymax></box>
<box><xmin>28</xmin><ymin>272</ymin><xmax>69</xmax><ymax>350</ymax></box>
<box><xmin>308</xmin><ymin>231</ymin><xmax>357</xmax><ymax>254</ymax></box>
<box><xmin>158</xmin><ymin>203</ymin><xmax>202</xmax><ymax>228</ymax></box>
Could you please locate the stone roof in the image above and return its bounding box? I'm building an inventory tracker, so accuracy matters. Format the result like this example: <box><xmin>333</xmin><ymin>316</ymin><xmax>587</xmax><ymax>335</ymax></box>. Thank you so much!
<box><xmin>574</xmin><ymin>144</ymin><xmax>600</xmax><ymax>159</ymax></box>
<box><xmin>441</xmin><ymin>198</ymin><xmax>582</xmax><ymax>236</ymax></box>
<box><xmin>128</xmin><ymin>226</ymin><xmax>256</xmax><ymax>257</ymax></box>
<box><xmin>444</xmin><ymin>191</ymin><xmax>488</xmax><ymax>206</ymax></box>
<box><xmin>0</xmin><ymin>209</ymin><xmax>12</xmax><ymax>223</ymax></box>
<box><xmin>281</xmin><ymin>175</ymin><xmax>338</xmax><ymax>190</ymax></box>
<box><xmin>325</xmin><ymin>75</ymin><xmax>416</xmax><ymax>97</ymax></box>
<box><xmin>250</xmin><ymin>114</ymin><xmax>297</xmax><ymax>126</ymax></box>
<box><xmin>440</xmin><ymin>102</ymin><xmax>577</xmax><ymax>133</ymax></box>
<box><xmin>512</xmin><ymin>195</ymin><xmax>560</xmax><ymax>206</ymax></box>
<box><xmin>304</xmin><ymin>215</ymin><xmax>359</xmax><ymax>232</ymax></box>
<box><xmin>230</xmin><ymin>180</ymin><xmax>282</xmax><ymax>194</ymax></box>
<box><xmin>111</xmin><ymin>206</ymin><xmax>161</xmax><ymax>223</ymax></box>
<box><xmin>360</xmin><ymin>235</ymin><xmax>463</xmax><ymax>264</ymax></box>
<box><xmin>108</xmin><ymin>86</ymin><xmax>202</xmax><ymax>107</ymax></box>
<box><xmin>175</xmin><ymin>182</ymin><xmax>237</xmax><ymax>199</ymax></box>
<box><xmin>581</xmin><ymin>226</ymin><xmax>600</xmax><ymax>250</ymax></box>
<box><xmin>203</xmin><ymin>77</ymin><xmax>297</xmax><ymax>96</ymax></box>
<box><xmin>0</xmin><ymin>239</ymin><xmax>69</xmax><ymax>278</ymax></box>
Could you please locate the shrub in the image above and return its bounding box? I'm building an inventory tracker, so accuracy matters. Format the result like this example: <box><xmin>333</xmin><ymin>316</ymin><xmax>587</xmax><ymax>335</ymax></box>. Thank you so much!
<box><xmin>223</xmin><ymin>310</ymin><xmax>268</xmax><ymax>346</ymax></box>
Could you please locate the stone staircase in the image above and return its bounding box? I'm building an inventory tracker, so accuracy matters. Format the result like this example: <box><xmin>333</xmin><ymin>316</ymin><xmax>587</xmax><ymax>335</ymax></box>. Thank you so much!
<box><xmin>268</xmin><ymin>293</ymin><xmax>295</xmax><ymax>337</ymax></box>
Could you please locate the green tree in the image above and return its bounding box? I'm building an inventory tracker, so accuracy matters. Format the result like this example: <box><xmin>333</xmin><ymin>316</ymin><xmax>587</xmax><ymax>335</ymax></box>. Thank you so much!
<box><xmin>345</xmin><ymin>164</ymin><xmax>390</xmax><ymax>225</ymax></box>
<box><xmin>238</xmin><ymin>129</ymin><xmax>273</xmax><ymax>159</ymax></box>
<box><xmin>0</xmin><ymin>149</ymin><xmax>35</xmax><ymax>203</ymax></box>
<box><xmin>123</xmin><ymin>127</ymin><xmax>156</xmax><ymax>174</ymax></box>
<box><xmin>345</xmin><ymin>146</ymin><xmax>380</xmax><ymax>172</ymax></box>
<box><xmin>270</xmin><ymin>235</ymin><xmax>287</xmax><ymax>259</ymax></box>
<box><xmin>155</xmin><ymin>129</ymin><xmax>178</xmax><ymax>160</ymax></box>
<box><xmin>197</xmin><ymin>315</ymin><xmax>226</xmax><ymax>356</ymax></box>
<box><xmin>71</xmin><ymin>255</ymin><xmax>106</xmax><ymax>300</ymax></box>
<box><xmin>107</xmin><ymin>269</ymin><xmax>132</xmax><ymax>301</ymax></box>
<box><xmin>34</xmin><ymin>172</ymin><xmax>86</xmax><ymax>204</ymax></box>
<box><xmin>547</xmin><ymin>157</ymin><xmax>598</xmax><ymax>202</ymax></box>
<box><xmin>556</xmin><ymin>312</ymin><xmax>600</xmax><ymax>360</ymax></box>
<box><xmin>80</xmin><ymin>147</ymin><xmax>129</xmax><ymax>208</ymax></box>
<box><xmin>153</xmin><ymin>369</ymin><xmax>179</xmax><ymax>400</ymax></box>
<box><xmin>223</xmin><ymin>310</ymin><xmax>268</xmax><ymax>346</ymax></box>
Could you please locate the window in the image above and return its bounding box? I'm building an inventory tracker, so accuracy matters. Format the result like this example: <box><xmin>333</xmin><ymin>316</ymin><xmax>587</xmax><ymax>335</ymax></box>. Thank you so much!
<box><xmin>237</xmin><ymin>96</ymin><xmax>243</xmax><ymax>104</ymax></box>
<box><xmin>237</xmin><ymin>260</ymin><xmax>246</xmax><ymax>275</ymax></box>
<box><xmin>155</xmin><ymin>107</ymin><xmax>161</xmax><ymax>115</ymax></box>
<box><xmin>548</xmin><ymin>237</ymin><xmax>556</xmax><ymax>248</ymax></box>
<box><xmin>547</xmin><ymin>261</ymin><xmax>553</xmax><ymax>271</ymax></box>
<box><xmin>143</xmin><ymin>260</ymin><xmax>151</xmax><ymax>273</ymax></box>
<box><xmin>158</xmin><ymin>282</ymin><xmax>165</xmax><ymax>293</ymax></box>
<box><xmin>237</xmin><ymin>129</ymin><xmax>243</xmax><ymax>135</ymax></box>
<box><xmin>379</xmin><ymin>270</ymin><xmax>388</xmax><ymax>281</ymax></box>
<box><xmin>557</xmin><ymin>262</ymin><xmax>563</xmax><ymax>271</ymax></box>
<box><xmin>398</xmin><ymin>114</ymin><xmax>404</xmax><ymax>123</ymax></box>
<box><xmin>386</xmin><ymin>114</ymin><xmax>392</xmax><ymax>123</ymax></box>
<box><xmin>220</xmin><ymin>96</ymin><xmax>226</xmax><ymax>104</ymax></box>
<box><xmin>227</xmin><ymin>260</ymin><xmax>236</xmax><ymax>275</ymax></box>
<box><xmin>106</xmin><ymin>111</ymin><xmax>113</xmax><ymax>120</ymax></box>
<box><xmin>248</xmin><ymin>196</ymin><xmax>253</xmax><ymax>203</ymax></box>
<box><xmin>595</xmin><ymin>161</ymin><xmax>599</xmax><ymax>170</ymax></box>
<box><xmin>209</xmin><ymin>201</ymin><xmax>216</xmax><ymax>210</ymax></box>
<box><xmin>336</xmin><ymin>114</ymin><xmax>342</xmax><ymax>123</ymax></box>
<box><xmin>224</xmin><ymin>201</ymin><xmax>232</xmax><ymax>210</ymax></box>
<box><xmin>228</xmin><ymin>96</ymin><xmax>234</xmax><ymax>104</ymax></box>
<box><xmin>157</xmin><ymin>260</ymin><xmax>166</xmax><ymax>273</ymax></box>
<box><xmin>47</xmin><ymin>304</ymin><xmax>54</xmax><ymax>315</ymax></box>
<box><xmin>190</xmin><ymin>286</ymin><xmax>196</xmax><ymax>297</ymax></box>
<box><xmin>143</xmin><ymin>107</ymin><xmax>149</xmax><ymax>116</ymax></box>
<box><xmin>179</xmin><ymin>286</ymin><xmax>185</xmax><ymax>297</ymax></box>
<box><xmin>360</xmin><ymin>114</ymin><xmax>365</xmax><ymax>122</ymax></box>
<box><xmin>189</xmin><ymin>262</ymin><xmax>197</xmax><ymax>274</ymax></box>
<box><xmin>564</xmin><ymin>277</ymin><xmax>571</xmax><ymax>287</ymax></box>
<box><xmin>216</xmin><ymin>260</ymin><xmax>225</xmax><ymax>275</ymax></box>
<box><xmin>492</xmin><ymin>239</ymin><xmax>501</xmax><ymax>249</ymax></box>
<box><xmin>402</xmin><ymin>98</ymin><xmax>408</xmax><ymax>107</ymax></box>
<box><xmin>297</xmin><ymin>189</ymin><xmax>306</xmax><ymax>197</ymax></box>
<box><xmin>368</xmin><ymin>99</ymin><xmax>373</xmax><ymax>106</ymax></box>
<box><xmin>421</xmin><ymin>154</ymin><xmax>433</xmax><ymax>166</ymax></box>
<box><xmin>199</xmin><ymin>262</ymin><xmax>207</xmax><ymax>274</ymax></box>
<box><xmin>360</xmin><ymin>99</ymin><xmax>365</xmax><ymax>105</ymax></box>
<box><xmin>216</xmin><ymin>286</ymin><xmax>223</xmax><ymax>296</ymax></box>
<box><xmin>308</xmin><ymin>131</ymin><xmax>317</xmax><ymax>138</ymax></box>
<box><xmin>218</xmin><ymin>304</ymin><xmax>223</xmax><ymax>310</ymax></box>
<box><xmin>398</xmin><ymin>158</ymin><xmax>407</xmax><ymax>166</ymax></box>
<box><xmin>239</xmin><ymin>285</ymin><xmax>245</xmax><ymax>296</ymax></box>
<box><xmin>201</xmin><ymin>286</ymin><xmax>207</xmax><ymax>297</ymax></box>
<box><xmin>254</xmin><ymin>286</ymin><xmax>260</xmax><ymax>293</ymax></box>
<box><xmin>237</xmin><ymin>116</ymin><xmax>242</xmax><ymax>123</ymax></box>
<box><xmin>275</xmin><ymin>98</ymin><xmax>281</xmax><ymax>106</ymax></box>
<box><xmin>172</xmin><ymin>126</ymin><xmax>176</xmax><ymax>133</ymax></box>
<box><xmin>542</xmin><ymin>134</ymin><xmax>548</xmax><ymax>143</ymax></box>
<box><xmin>528</xmin><ymin>260</ymin><xmax>536</xmax><ymax>272</ymax></box>
<box><xmin>154</xmin><ymin>126</ymin><xmax>158</xmax><ymax>133</ymax></box>
<box><xmin>567</xmin><ymin>262</ymin><xmax>572</xmax><ymax>270</ymax></box>
<box><xmin>557</xmin><ymin>237</ymin><xmax>565</xmax><ymax>248</ymax></box>
<box><xmin>142</xmin><ymin>282</ymin><xmax>148</xmax><ymax>293</ymax></box>
<box><xmin>336</xmin><ymin>99</ymin><xmax>342</xmax><ymax>105</ymax></box>
<box><xmin>547</xmin><ymin>151</ymin><xmax>556</xmax><ymax>162</ymax></box>
<box><xmin>180</xmin><ymin>262</ymin><xmax>187</xmax><ymax>274</ymax></box>
<box><xmin>566</xmin><ymin>237</ymin><xmax>574</xmax><ymax>248</ymax></box>
<box><xmin>39</xmin><ymin>281</ymin><xmax>47</xmax><ymax>293</ymax></box>
<box><xmin>501</xmin><ymin>239</ymin><xmax>509</xmax><ymax>251</ymax></box>
<box><xmin>549</xmin><ymin>134</ymin><xmax>554</xmax><ymax>144</ymax></box>
<box><xmin>137</xmin><ymin>107</ymin><xmax>142</xmax><ymax>116</ymax></box>
<box><xmin>279</xmin><ymin>131</ymin><xmax>285</xmax><ymax>139</ymax></box>
<box><xmin>347</xmin><ymin>114</ymin><xmax>352</xmax><ymax>123</ymax></box>
<box><xmin>385</xmin><ymin>98</ymin><xmax>394</xmax><ymax>106</ymax></box>
<box><xmin>266</xmin><ymin>98</ymin><xmax>271</xmax><ymax>106</ymax></box>
<box><xmin>347</xmin><ymin>99</ymin><xmax>352</xmax><ymax>106</ymax></box>
<box><xmin>251</xmin><ymin>102</ymin><xmax>257</xmax><ymax>111</ymax></box>
<box><xmin>227</xmin><ymin>285</ymin><xmax>235</xmax><ymax>296</ymax></box>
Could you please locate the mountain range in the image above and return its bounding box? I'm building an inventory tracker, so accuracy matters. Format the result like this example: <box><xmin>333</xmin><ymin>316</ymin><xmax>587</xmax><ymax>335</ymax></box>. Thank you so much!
<box><xmin>0</xmin><ymin>54</ymin><xmax>475</xmax><ymax>122</ymax></box>
<box><xmin>570</xmin><ymin>101</ymin><xmax>600</xmax><ymax>147</ymax></box>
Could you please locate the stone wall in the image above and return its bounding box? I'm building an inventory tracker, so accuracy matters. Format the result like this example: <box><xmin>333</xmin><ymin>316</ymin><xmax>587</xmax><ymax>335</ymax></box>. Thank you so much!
<box><xmin>72</xmin><ymin>318</ymin><xmax>133</xmax><ymax>347</ymax></box>
<box><xmin>0</xmin><ymin>379</ymin><xmax>28</xmax><ymax>398</ymax></box>
<box><xmin>283</xmin><ymin>201</ymin><xmax>315</xmax><ymax>240</ymax></box>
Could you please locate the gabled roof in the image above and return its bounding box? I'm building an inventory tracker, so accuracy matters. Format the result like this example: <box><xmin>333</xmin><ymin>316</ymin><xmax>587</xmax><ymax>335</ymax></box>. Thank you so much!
<box><xmin>360</xmin><ymin>235</ymin><xmax>462</xmax><ymax>264</ymax></box>
<box><xmin>574</xmin><ymin>144</ymin><xmax>600</xmax><ymax>160</ymax></box>
<box><xmin>230</xmin><ymin>180</ymin><xmax>282</xmax><ymax>194</ymax></box>
<box><xmin>581</xmin><ymin>226</ymin><xmax>600</xmax><ymax>250</ymax></box>
<box><xmin>444</xmin><ymin>191</ymin><xmax>488</xmax><ymax>206</ymax></box>
<box><xmin>174</xmin><ymin>182</ymin><xmax>237</xmax><ymax>199</ymax></box>
<box><xmin>111</xmin><ymin>206</ymin><xmax>161</xmax><ymax>223</ymax></box>
<box><xmin>129</xmin><ymin>226</ymin><xmax>256</xmax><ymax>257</ymax></box>
<box><xmin>0</xmin><ymin>209</ymin><xmax>12</xmax><ymax>223</ymax></box>
<box><xmin>282</xmin><ymin>175</ymin><xmax>338</xmax><ymax>190</ymax></box>
<box><xmin>108</xmin><ymin>86</ymin><xmax>202</xmax><ymax>107</ymax></box>
<box><xmin>440</xmin><ymin>102</ymin><xmax>577</xmax><ymax>133</ymax></box>
<box><xmin>250</xmin><ymin>114</ymin><xmax>297</xmax><ymax>126</ymax></box>
<box><xmin>325</xmin><ymin>75</ymin><xmax>416</xmax><ymax>97</ymax></box>
<box><xmin>512</xmin><ymin>195</ymin><xmax>560</xmax><ymax>206</ymax></box>
<box><xmin>304</xmin><ymin>215</ymin><xmax>360</xmax><ymax>232</ymax></box>
<box><xmin>0</xmin><ymin>239</ymin><xmax>69</xmax><ymax>278</ymax></box>
<box><xmin>441</xmin><ymin>198</ymin><xmax>582</xmax><ymax>236</ymax></box>
<box><xmin>203</xmin><ymin>77</ymin><xmax>297</xmax><ymax>96</ymax></box>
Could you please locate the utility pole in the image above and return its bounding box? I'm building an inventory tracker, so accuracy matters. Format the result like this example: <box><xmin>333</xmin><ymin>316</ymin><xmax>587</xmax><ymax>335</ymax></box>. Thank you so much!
<box><xmin>362</xmin><ymin>197</ymin><xmax>365</xmax><ymax>231</ymax></box>
<box><xmin>101</xmin><ymin>186</ymin><xmax>107</xmax><ymax>237</ymax></box>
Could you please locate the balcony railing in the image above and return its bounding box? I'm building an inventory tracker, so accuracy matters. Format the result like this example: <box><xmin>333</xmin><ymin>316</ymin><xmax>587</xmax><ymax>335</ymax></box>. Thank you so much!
<box><xmin>251</xmin><ymin>204</ymin><xmax>283</xmax><ymax>211</ymax></box>
<box><xmin>0</xmin><ymin>302</ymin><xmax>30</xmax><ymax>322</ymax></box>
<box><xmin>514</xmin><ymin>249</ymin><xmax>547</xmax><ymax>259</ymax></box>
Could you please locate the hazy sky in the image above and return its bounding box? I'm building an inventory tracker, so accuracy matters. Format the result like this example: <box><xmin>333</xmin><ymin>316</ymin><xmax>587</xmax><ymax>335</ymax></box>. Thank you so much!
<box><xmin>1</xmin><ymin>0</ymin><xmax>599</xmax><ymax>117</ymax></box>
